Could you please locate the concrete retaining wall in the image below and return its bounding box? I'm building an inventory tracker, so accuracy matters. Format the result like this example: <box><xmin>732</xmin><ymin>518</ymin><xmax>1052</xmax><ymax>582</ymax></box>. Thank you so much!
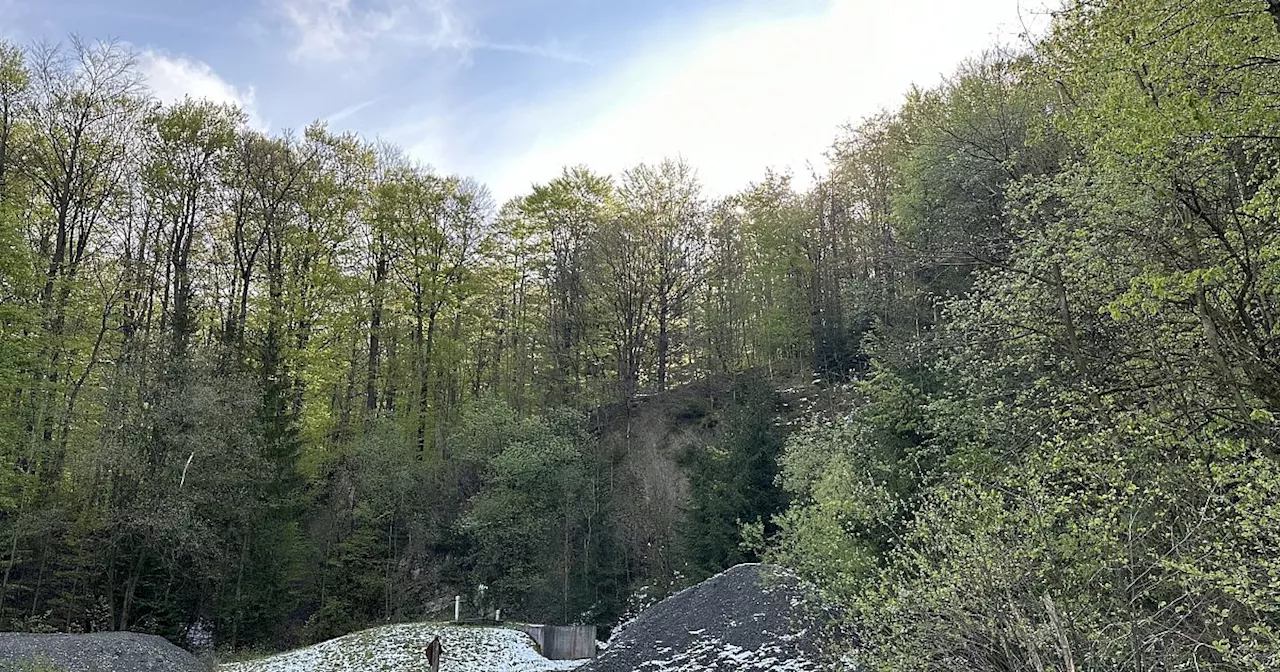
<box><xmin>512</xmin><ymin>624</ymin><xmax>597</xmax><ymax>660</ymax></box>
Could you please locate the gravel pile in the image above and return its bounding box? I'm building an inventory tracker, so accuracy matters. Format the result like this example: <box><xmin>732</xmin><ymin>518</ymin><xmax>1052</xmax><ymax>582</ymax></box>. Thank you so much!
<box><xmin>0</xmin><ymin>632</ymin><xmax>207</xmax><ymax>672</ymax></box>
<box><xmin>582</xmin><ymin>563</ymin><xmax>847</xmax><ymax>672</ymax></box>
<box><xmin>217</xmin><ymin>623</ymin><xmax>583</xmax><ymax>672</ymax></box>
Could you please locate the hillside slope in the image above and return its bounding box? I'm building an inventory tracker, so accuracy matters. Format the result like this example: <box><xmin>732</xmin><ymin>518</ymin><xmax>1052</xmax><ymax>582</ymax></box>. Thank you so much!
<box><xmin>597</xmin><ymin>373</ymin><xmax>819</xmax><ymax>586</ymax></box>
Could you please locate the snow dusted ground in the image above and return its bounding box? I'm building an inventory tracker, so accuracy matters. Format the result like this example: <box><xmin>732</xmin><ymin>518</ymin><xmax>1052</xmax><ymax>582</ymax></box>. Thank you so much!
<box><xmin>219</xmin><ymin>623</ymin><xmax>586</xmax><ymax>672</ymax></box>
<box><xmin>217</xmin><ymin>566</ymin><xmax>851</xmax><ymax>672</ymax></box>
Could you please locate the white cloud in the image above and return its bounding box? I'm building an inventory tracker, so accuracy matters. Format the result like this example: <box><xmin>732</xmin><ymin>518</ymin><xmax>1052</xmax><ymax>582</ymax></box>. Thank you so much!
<box><xmin>484</xmin><ymin>0</ymin><xmax>1052</xmax><ymax>201</ymax></box>
<box><xmin>275</xmin><ymin>0</ymin><xmax>585</xmax><ymax>66</ymax></box>
<box><xmin>138</xmin><ymin>50</ymin><xmax>266</xmax><ymax>129</ymax></box>
<box><xmin>278</xmin><ymin>0</ymin><xmax>424</xmax><ymax>63</ymax></box>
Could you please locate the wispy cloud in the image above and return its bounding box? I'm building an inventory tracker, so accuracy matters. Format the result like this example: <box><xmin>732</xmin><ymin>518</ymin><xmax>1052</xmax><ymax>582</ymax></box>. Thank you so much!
<box><xmin>274</xmin><ymin>0</ymin><xmax>586</xmax><ymax>65</ymax></box>
<box><xmin>324</xmin><ymin>96</ymin><xmax>383</xmax><ymax>124</ymax></box>
<box><xmin>138</xmin><ymin>50</ymin><xmax>267</xmax><ymax>129</ymax></box>
<box><xmin>476</xmin><ymin>39</ymin><xmax>590</xmax><ymax>65</ymax></box>
<box><xmin>276</xmin><ymin>0</ymin><xmax>384</xmax><ymax>62</ymax></box>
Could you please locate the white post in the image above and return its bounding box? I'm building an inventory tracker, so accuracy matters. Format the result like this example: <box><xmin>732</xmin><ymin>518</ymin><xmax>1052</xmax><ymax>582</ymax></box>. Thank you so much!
<box><xmin>495</xmin><ymin>609</ymin><xmax>501</xmax><ymax>622</ymax></box>
<box><xmin>454</xmin><ymin>595</ymin><xmax>461</xmax><ymax>622</ymax></box>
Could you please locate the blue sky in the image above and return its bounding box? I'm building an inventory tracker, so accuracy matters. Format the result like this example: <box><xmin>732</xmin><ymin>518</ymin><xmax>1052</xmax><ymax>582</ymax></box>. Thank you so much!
<box><xmin>3</xmin><ymin>0</ymin><xmax>1049</xmax><ymax>201</ymax></box>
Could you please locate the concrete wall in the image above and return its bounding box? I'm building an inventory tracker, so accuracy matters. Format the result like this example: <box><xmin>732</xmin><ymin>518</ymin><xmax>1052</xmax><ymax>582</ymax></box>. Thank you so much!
<box><xmin>512</xmin><ymin>624</ymin><xmax>597</xmax><ymax>660</ymax></box>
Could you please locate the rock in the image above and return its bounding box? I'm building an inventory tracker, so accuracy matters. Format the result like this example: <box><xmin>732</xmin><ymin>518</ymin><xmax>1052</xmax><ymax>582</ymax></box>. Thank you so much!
<box><xmin>0</xmin><ymin>632</ymin><xmax>207</xmax><ymax>672</ymax></box>
<box><xmin>582</xmin><ymin>563</ymin><xmax>848</xmax><ymax>672</ymax></box>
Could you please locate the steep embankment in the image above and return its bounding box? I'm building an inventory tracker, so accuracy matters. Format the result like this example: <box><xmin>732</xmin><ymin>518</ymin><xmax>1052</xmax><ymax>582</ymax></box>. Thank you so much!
<box><xmin>0</xmin><ymin>632</ymin><xmax>207</xmax><ymax>672</ymax></box>
<box><xmin>583</xmin><ymin>563</ymin><xmax>845</xmax><ymax>672</ymax></box>
<box><xmin>597</xmin><ymin>373</ymin><xmax>836</xmax><ymax>586</ymax></box>
<box><xmin>217</xmin><ymin>623</ymin><xmax>582</xmax><ymax>672</ymax></box>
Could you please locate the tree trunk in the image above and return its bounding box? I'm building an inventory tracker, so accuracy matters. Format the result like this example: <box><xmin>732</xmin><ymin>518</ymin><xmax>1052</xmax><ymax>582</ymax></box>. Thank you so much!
<box><xmin>1049</xmin><ymin>262</ymin><xmax>1101</xmax><ymax>410</ymax></box>
<box><xmin>0</xmin><ymin>522</ymin><xmax>20</xmax><ymax>614</ymax></box>
<box><xmin>657</xmin><ymin>291</ymin><xmax>669</xmax><ymax>391</ymax></box>
<box><xmin>119</xmin><ymin>550</ymin><xmax>147</xmax><ymax>630</ymax></box>
<box><xmin>367</xmin><ymin>254</ymin><xmax>387</xmax><ymax>412</ymax></box>
<box><xmin>230</xmin><ymin>532</ymin><xmax>249</xmax><ymax>650</ymax></box>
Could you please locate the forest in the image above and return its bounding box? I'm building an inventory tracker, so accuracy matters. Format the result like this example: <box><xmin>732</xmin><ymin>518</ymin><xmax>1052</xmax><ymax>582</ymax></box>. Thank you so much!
<box><xmin>1</xmin><ymin>0</ymin><xmax>1279</xmax><ymax>670</ymax></box>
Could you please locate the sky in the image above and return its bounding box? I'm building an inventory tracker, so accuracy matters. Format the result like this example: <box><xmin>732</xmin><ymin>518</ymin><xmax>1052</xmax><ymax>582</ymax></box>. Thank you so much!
<box><xmin>3</xmin><ymin>0</ymin><xmax>1051</xmax><ymax>201</ymax></box>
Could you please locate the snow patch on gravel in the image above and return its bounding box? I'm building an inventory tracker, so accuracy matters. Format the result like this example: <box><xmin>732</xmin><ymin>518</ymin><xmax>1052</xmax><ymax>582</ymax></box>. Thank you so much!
<box><xmin>219</xmin><ymin>623</ymin><xmax>584</xmax><ymax>672</ymax></box>
<box><xmin>581</xmin><ymin>563</ymin><xmax>841</xmax><ymax>672</ymax></box>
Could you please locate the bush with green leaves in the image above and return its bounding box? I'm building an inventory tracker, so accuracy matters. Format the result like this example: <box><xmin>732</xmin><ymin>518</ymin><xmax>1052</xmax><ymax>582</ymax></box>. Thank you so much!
<box><xmin>767</xmin><ymin>1</ymin><xmax>1280</xmax><ymax>670</ymax></box>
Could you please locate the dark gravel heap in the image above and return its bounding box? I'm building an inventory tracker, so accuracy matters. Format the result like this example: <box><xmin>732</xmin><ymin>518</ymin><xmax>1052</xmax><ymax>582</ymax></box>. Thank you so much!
<box><xmin>0</xmin><ymin>632</ymin><xmax>206</xmax><ymax>672</ymax></box>
<box><xmin>582</xmin><ymin>563</ymin><xmax>847</xmax><ymax>672</ymax></box>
